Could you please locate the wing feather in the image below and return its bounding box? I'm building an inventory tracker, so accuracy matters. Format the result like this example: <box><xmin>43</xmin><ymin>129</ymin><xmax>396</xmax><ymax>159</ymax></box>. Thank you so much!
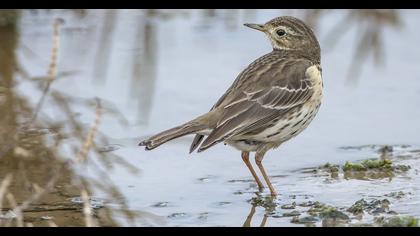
<box><xmin>196</xmin><ymin>54</ymin><xmax>318</xmax><ymax>152</ymax></box>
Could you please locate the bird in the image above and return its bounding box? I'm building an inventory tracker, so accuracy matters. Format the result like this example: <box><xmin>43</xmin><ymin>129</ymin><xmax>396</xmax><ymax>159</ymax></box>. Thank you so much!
<box><xmin>139</xmin><ymin>16</ymin><xmax>323</xmax><ymax>196</ymax></box>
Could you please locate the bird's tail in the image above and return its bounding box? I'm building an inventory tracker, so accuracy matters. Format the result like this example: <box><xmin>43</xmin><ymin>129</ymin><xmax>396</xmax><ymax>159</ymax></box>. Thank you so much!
<box><xmin>139</xmin><ymin>119</ymin><xmax>207</xmax><ymax>151</ymax></box>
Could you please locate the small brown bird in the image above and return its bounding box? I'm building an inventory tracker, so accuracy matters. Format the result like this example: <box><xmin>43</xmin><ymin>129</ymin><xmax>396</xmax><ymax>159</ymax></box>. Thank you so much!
<box><xmin>139</xmin><ymin>16</ymin><xmax>323</xmax><ymax>196</ymax></box>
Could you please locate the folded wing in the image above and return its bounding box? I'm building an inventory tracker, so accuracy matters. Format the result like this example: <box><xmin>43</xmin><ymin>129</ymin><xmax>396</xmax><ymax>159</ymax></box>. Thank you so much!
<box><xmin>196</xmin><ymin>56</ymin><xmax>315</xmax><ymax>152</ymax></box>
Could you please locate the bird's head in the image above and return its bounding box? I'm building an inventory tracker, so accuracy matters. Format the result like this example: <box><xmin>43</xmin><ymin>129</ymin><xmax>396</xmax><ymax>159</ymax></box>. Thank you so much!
<box><xmin>244</xmin><ymin>16</ymin><xmax>320</xmax><ymax>59</ymax></box>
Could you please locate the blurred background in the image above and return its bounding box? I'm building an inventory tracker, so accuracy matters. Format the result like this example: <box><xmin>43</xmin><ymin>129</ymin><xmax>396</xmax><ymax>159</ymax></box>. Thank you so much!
<box><xmin>0</xmin><ymin>9</ymin><xmax>419</xmax><ymax>227</ymax></box>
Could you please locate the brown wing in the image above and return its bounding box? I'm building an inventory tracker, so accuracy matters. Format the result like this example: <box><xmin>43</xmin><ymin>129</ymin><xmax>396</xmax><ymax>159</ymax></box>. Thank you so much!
<box><xmin>196</xmin><ymin>55</ymin><xmax>315</xmax><ymax>152</ymax></box>
<box><xmin>189</xmin><ymin>51</ymin><xmax>287</xmax><ymax>153</ymax></box>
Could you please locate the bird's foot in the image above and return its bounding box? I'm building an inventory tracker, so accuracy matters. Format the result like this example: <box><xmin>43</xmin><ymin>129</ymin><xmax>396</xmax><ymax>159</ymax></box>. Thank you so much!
<box><xmin>269</xmin><ymin>188</ymin><xmax>278</xmax><ymax>197</ymax></box>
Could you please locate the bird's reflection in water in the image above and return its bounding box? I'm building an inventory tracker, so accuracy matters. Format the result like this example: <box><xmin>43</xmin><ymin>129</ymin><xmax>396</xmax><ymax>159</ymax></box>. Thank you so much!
<box><xmin>243</xmin><ymin>203</ymin><xmax>268</xmax><ymax>227</ymax></box>
<box><xmin>242</xmin><ymin>195</ymin><xmax>277</xmax><ymax>227</ymax></box>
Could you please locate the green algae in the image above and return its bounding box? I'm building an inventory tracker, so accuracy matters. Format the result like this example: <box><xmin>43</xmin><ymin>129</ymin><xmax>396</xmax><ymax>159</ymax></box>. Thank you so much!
<box><xmin>288</xmin><ymin>197</ymin><xmax>417</xmax><ymax>227</ymax></box>
<box><xmin>375</xmin><ymin>215</ymin><xmax>419</xmax><ymax>227</ymax></box>
<box><xmin>318</xmin><ymin>208</ymin><xmax>349</xmax><ymax>221</ymax></box>
<box><xmin>307</xmin><ymin>202</ymin><xmax>329</xmax><ymax>216</ymax></box>
<box><xmin>343</xmin><ymin>159</ymin><xmax>393</xmax><ymax>171</ymax></box>
<box><xmin>342</xmin><ymin>158</ymin><xmax>411</xmax><ymax>178</ymax></box>
<box><xmin>282</xmin><ymin>210</ymin><xmax>301</xmax><ymax>217</ymax></box>
<box><xmin>297</xmin><ymin>201</ymin><xmax>319</xmax><ymax>207</ymax></box>
<box><xmin>280</xmin><ymin>202</ymin><xmax>296</xmax><ymax>209</ymax></box>
<box><xmin>319</xmin><ymin>163</ymin><xmax>340</xmax><ymax>173</ymax></box>
<box><xmin>347</xmin><ymin>198</ymin><xmax>392</xmax><ymax>216</ymax></box>
<box><xmin>312</xmin><ymin>157</ymin><xmax>411</xmax><ymax>181</ymax></box>
<box><xmin>347</xmin><ymin>199</ymin><xmax>367</xmax><ymax>215</ymax></box>
<box><xmin>291</xmin><ymin>215</ymin><xmax>319</xmax><ymax>224</ymax></box>
<box><xmin>290</xmin><ymin>205</ymin><xmax>349</xmax><ymax>226</ymax></box>
<box><xmin>307</xmin><ymin>203</ymin><xmax>349</xmax><ymax>221</ymax></box>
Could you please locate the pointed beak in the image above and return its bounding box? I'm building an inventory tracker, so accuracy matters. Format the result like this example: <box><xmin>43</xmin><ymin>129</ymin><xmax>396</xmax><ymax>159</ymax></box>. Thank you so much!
<box><xmin>244</xmin><ymin>23</ymin><xmax>265</xmax><ymax>32</ymax></box>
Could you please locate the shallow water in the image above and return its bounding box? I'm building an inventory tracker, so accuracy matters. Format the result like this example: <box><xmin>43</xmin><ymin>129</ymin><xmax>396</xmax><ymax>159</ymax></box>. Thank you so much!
<box><xmin>2</xmin><ymin>9</ymin><xmax>420</xmax><ymax>226</ymax></box>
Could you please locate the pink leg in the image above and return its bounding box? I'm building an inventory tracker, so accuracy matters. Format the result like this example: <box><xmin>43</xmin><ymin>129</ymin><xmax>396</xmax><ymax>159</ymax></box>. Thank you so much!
<box><xmin>255</xmin><ymin>151</ymin><xmax>278</xmax><ymax>196</ymax></box>
<box><xmin>241</xmin><ymin>151</ymin><xmax>264</xmax><ymax>191</ymax></box>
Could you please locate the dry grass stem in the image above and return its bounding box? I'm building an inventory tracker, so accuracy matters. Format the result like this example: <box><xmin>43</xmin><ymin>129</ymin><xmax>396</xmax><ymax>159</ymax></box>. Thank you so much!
<box><xmin>6</xmin><ymin>193</ymin><xmax>23</xmax><ymax>227</ymax></box>
<box><xmin>30</xmin><ymin>18</ymin><xmax>64</xmax><ymax>125</ymax></box>
<box><xmin>0</xmin><ymin>174</ymin><xmax>13</xmax><ymax>214</ymax></box>
<box><xmin>6</xmin><ymin>170</ymin><xmax>60</xmax><ymax>226</ymax></box>
<box><xmin>81</xmin><ymin>189</ymin><xmax>98</xmax><ymax>227</ymax></box>
<box><xmin>75</xmin><ymin>99</ymin><xmax>103</xmax><ymax>164</ymax></box>
<box><xmin>47</xmin><ymin>18</ymin><xmax>64</xmax><ymax>81</ymax></box>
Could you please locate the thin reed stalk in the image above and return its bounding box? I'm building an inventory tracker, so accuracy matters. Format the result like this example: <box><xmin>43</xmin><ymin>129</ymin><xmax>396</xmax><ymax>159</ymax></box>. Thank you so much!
<box><xmin>81</xmin><ymin>189</ymin><xmax>98</xmax><ymax>227</ymax></box>
<box><xmin>75</xmin><ymin>98</ymin><xmax>103</xmax><ymax>164</ymax></box>
<box><xmin>30</xmin><ymin>18</ymin><xmax>64</xmax><ymax>125</ymax></box>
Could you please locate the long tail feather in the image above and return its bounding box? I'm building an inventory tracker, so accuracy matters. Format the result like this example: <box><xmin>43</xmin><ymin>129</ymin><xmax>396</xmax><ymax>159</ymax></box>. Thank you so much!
<box><xmin>139</xmin><ymin>121</ymin><xmax>207</xmax><ymax>151</ymax></box>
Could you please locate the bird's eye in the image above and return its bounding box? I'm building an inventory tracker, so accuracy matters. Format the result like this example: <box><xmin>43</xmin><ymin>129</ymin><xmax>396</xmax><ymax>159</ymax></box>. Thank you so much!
<box><xmin>276</xmin><ymin>29</ymin><xmax>286</xmax><ymax>37</ymax></box>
